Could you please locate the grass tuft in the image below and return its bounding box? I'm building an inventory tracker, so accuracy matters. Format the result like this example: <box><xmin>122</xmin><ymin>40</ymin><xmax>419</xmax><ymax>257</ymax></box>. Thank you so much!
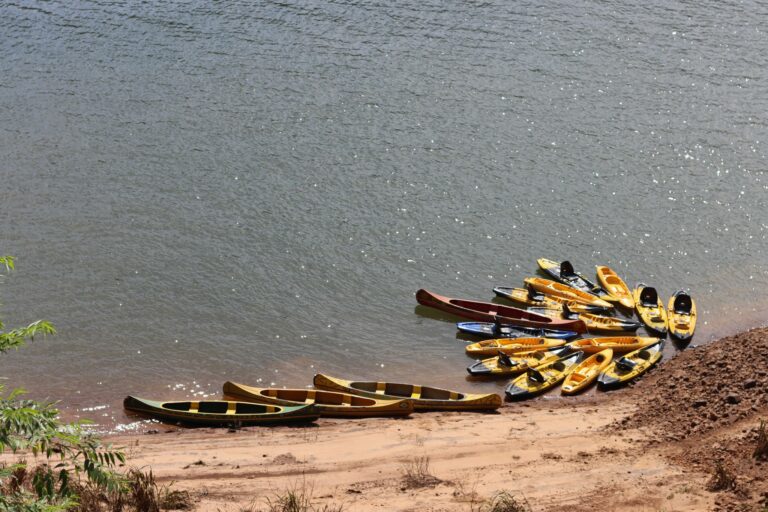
<box><xmin>485</xmin><ymin>491</ymin><xmax>532</xmax><ymax>512</ymax></box>
<box><xmin>754</xmin><ymin>420</ymin><xmax>768</xmax><ymax>461</ymax></box>
<box><xmin>263</xmin><ymin>478</ymin><xmax>344</xmax><ymax>512</ymax></box>
<box><xmin>706</xmin><ymin>461</ymin><xmax>737</xmax><ymax>492</ymax></box>
<box><xmin>400</xmin><ymin>455</ymin><xmax>442</xmax><ymax>489</ymax></box>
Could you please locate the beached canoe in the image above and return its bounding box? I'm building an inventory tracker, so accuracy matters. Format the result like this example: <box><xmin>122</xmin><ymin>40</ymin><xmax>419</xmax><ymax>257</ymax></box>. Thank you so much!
<box><xmin>123</xmin><ymin>396</ymin><xmax>319</xmax><ymax>426</ymax></box>
<box><xmin>561</xmin><ymin>349</ymin><xmax>613</xmax><ymax>395</ymax></box>
<box><xmin>568</xmin><ymin>336</ymin><xmax>660</xmax><ymax>354</ymax></box>
<box><xmin>456</xmin><ymin>321</ymin><xmax>579</xmax><ymax>340</ymax></box>
<box><xmin>529</xmin><ymin>305</ymin><xmax>641</xmax><ymax>333</ymax></box>
<box><xmin>524</xmin><ymin>278</ymin><xmax>613</xmax><ymax>310</ymax></box>
<box><xmin>505</xmin><ymin>351</ymin><xmax>583</xmax><ymax>400</ymax></box>
<box><xmin>416</xmin><ymin>288</ymin><xmax>586</xmax><ymax>333</ymax></box>
<box><xmin>467</xmin><ymin>348</ymin><xmax>569</xmax><ymax>377</ymax></box>
<box><xmin>536</xmin><ymin>258</ymin><xmax>611</xmax><ymax>298</ymax></box>
<box><xmin>222</xmin><ymin>382</ymin><xmax>414</xmax><ymax>418</ymax></box>
<box><xmin>313</xmin><ymin>374</ymin><xmax>502</xmax><ymax>411</ymax></box>
<box><xmin>595</xmin><ymin>266</ymin><xmax>634</xmax><ymax>309</ymax></box>
<box><xmin>598</xmin><ymin>339</ymin><xmax>664</xmax><ymax>388</ymax></box>
<box><xmin>633</xmin><ymin>284</ymin><xmax>668</xmax><ymax>335</ymax></box>
<box><xmin>492</xmin><ymin>286</ymin><xmax>607</xmax><ymax>313</ymax></box>
<box><xmin>464</xmin><ymin>337</ymin><xmax>567</xmax><ymax>357</ymax></box>
<box><xmin>668</xmin><ymin>290</ymin><xmax>696</xmax><ymax>341</ymax></box>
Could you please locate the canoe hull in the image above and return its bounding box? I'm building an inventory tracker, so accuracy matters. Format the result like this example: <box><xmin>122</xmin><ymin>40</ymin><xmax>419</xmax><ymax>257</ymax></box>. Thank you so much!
<box><xmin>568</xmin><ymin>336</ymin><xmax>661</xmax><ymax>354</ymax></box>
<box><xmin>222</xmin><ymin>382</ymin><xmax>414</xmax><ymax>418</ymax></box>
<box><xmin>313</xmin><ymin>373</ymin><xmax>502</xmax><ymax>411</ymax></box>
<box><xmin>561</xmin><ymin>349</ymin><xmax>613</xmax><ymax>395</ymax></box>
<box><xmin>123</xmin><ymin>396</ymin><xmax>319</xmax><ymax>426</ymax></box>
<box><xmin>416</xmin><ymin>289</ymin><xmax>586</xmax><ymax>333</ymax></box>
<box><xmin>668</xmin><ymin>291</ymin><xmax>696</xmax><ymax>341</ymax></box>
<box><xmin>633</xmin><ymin>284</ymin><xmax>668</xmax><ymax>335</ymax></box>
<box><xmin>595</xmin><ymin>266</ymin><xmax>635</xmax><ymax>309</ymax></box>
<box><xmin>465</xmin><ymin>337</ymin><xmax>567</xmax><ymax>357</ymax></box>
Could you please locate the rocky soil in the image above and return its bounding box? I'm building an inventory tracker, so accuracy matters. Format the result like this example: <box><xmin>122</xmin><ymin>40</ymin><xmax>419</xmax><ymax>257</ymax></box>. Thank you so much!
<box><xmin>617</xmin><ymin>326</ymin><xmax>768</xmax><ymax>511</ymax></box>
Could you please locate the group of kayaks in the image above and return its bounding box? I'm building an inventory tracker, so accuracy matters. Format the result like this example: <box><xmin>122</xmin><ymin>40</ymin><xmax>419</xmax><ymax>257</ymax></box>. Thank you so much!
<box><xmin>416</xmin><ymin>258</ymin><xmax>698</xmax><ymax>400</ymax></box>
<box><xmin>124</xmin><ymin>258</ymin><xmax>697</xmax><ymax>425</ymax></box>
<box><xmin>123</xmin><ymin>373</ymin><xmax>503</xmax><ymax>426</ymax></box>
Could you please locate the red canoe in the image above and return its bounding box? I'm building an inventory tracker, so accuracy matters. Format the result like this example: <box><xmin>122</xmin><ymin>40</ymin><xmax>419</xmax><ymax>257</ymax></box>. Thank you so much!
<box><xmin>416</xmin><ymin>289</ymin><xmax>587</xmax><ymax>333</ymax></box>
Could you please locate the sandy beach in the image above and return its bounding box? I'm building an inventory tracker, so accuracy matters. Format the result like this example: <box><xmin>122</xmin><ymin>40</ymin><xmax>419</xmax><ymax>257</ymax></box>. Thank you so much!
<box><xmin>97</xmin><ymin>327</ymin><xmax>768</xmax><ymax>511</ymax></box>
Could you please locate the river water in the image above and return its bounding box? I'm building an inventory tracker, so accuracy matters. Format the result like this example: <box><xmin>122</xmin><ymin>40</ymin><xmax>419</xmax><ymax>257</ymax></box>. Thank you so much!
<box><xmin>1</xmin><ymin>0</ymin><xmax>766</xmax><ymax>430</ymax></box>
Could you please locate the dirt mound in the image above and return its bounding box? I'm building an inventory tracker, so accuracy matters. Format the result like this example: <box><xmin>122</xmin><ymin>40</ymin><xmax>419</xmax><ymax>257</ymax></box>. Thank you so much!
<box><xmin>617</xmin><ymin>327</ymin><xmax>768</xmax><ymax>440</ymax></box>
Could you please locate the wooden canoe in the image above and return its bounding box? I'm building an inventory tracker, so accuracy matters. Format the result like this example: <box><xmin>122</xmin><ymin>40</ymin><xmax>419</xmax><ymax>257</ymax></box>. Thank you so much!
<box><xmin>467</xmin><ymin>348</ymin><xmax>569</xmax><ymax>377</ymax></box>
<box><xmin>536</xmin><ymin>258</ymin><xmax>611</xmax><ymax>298</ymax></box>
<box><xmin>595</xmin><ymin>266</ymin><xmax>634</xmax><ymax>309</ymax></box>
<box><xmin>568</xmin><ymin>336</ymin><xmax>661</xmax><ymax>354</ymax></box>
<box><xmin>222</xmin><ymin>381</ymin><xmax>414</xmax><ymax>417</ymax></box>
<box><xmin>505</xmin><ymin>351</ymin><xmax>584</xmax><ymax>400</ymax></box>
<box><xmin>456</xmin><ymin>321</ymin><xmax>579</xmax><ymax>340</ymax></box>
<box><xmin>313</xmin><ymin>374</ymin><xmax>502</xmax><ymax>411</ymax></box>
<box><xmin>529</xmin><ymin>306</ymin><xmax>641</xmax><ymax>333</ymax></box>
<box><xmin>123</xmin><ymin>396</ymin><xmax>319</xmax><ymax>426</ymax></box>
<box><xmin>493</xmin><ymin>286</ymin><xmax>608</xmax><ymax>313</ymax></box>
<box><xmin>598</xmin><ymin>340</ymin><xmax>664</xmax><ymax>388</ymax></box>
<box><xmin>416</xmin><ymin>288</ymin><xmax>586</xmax><ymax>333</ymax></box>
<box><xmin>668</xmin><ymin>290</ymin><xmax>696</xmax><ymax>341</ymax></box>
<box><xmin>561</xmin><ymin>349</ymin><xmax>613</xmax><ymax>395</ymax></box>
<box><xmin>524</xmin><ymin>278</ymin><xmax>613</xmax><ymax>310</ymax></box>
<box><xmin>633</xmin><ymin>284</ymin><xmax>668</xmax><ymax>335</ymax></box>
<box><xmin>465</xmin><ymin>337</ymin><xmax>567</xmax><ymax>357</ymax></box>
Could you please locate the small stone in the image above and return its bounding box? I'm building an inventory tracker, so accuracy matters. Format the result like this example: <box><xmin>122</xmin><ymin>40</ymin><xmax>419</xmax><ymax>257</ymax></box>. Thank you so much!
<box><xmin>744</xmin><ymin>379</ymin><xmax>757</xmax><ymax>389</ymax></box>
<box><xmin>725</xmin><ymin>394</ymin><xmax>741</xmax><ymax>405</ymax></box>
<box><xmin>693</xmin><ymin>399</ymin><xmax>708</xmax><ymax>408</ymax></box>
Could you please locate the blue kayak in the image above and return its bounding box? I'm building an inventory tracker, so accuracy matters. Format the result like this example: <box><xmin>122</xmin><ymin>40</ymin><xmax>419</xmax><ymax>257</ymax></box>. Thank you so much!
<box><xmin>456</xmin><ymin>321</ymin><xmax>579</xmax><ymax>340</ymax></box>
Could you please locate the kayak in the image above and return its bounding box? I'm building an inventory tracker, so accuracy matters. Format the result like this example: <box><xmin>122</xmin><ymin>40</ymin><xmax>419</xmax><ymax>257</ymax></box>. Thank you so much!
<box><xmin>467</xmin><ymin>348</ymin><xmax>569</xmax><ymax>377</ymax></box>
<box><xmin>561</xmin><ymin>349</ymin><xmax>613</xmax><ymax>394</ymax></box>
<box><xmin>536</xmin><ymin>258</ymin><xmax>611</xmax><ymax>298</ymax></box>
<box><xmin>505</xmin><ymin>351</ymin><xmax>583</xmax><ymax>400</ymax></box>
<box><xmin>222</xmin><ymin>382</ymin><xmax>414</xmax><ymax>418</ymax></box>
<box><xmin>524</xmin><ymin>278</ymin><xmax>613</xmax><ymax>310</ymax></box>
<box><xmin>313</xmin><ymin>374</ymin><xmax>502</xmax><ymax>411</ymax></box>
<box><xmin>598</xmin><ymin>339</ymin><xmax>664</xmax><ymax>388</ymax></box>
<box><xmin>595</xmin><ymin>266</ymin><xmax>634</xmax><ymax>309</ymax></box>
<box><xmin>123</xmin><ymin>396</ymin><xmax>319</xmax><ymax>426</ymax></box>
<box><xmin>456</xmin><ymin>321</ymin><xmax>579</xmax><ymax>340</ymax></box>
<box><xmin>568</xmin><ymin>336</ymin><xmax>660</xmax><ymax>354</ymax></box>
<box><xmin>668</xmin><ymin>290</ymin><xmax>696</xmax><ymax>341</ymax></box>
<box><xmin>464</xmin><ymin>337</ymin><xmax>568</xmax><ymax>357</ymax></box>
<box><xmin>416</xmin><ymin>288</ymin><xmax>587</xmax><ymax>333</ymax></box>
<box><xmin>493</xmin><ymin>286</ymin><xmax>608</xmax><ymax>313</ymax></box>
<box><xmin>633</xmin><ymin>284</ymin><xmax>668</xmax><ymax>335</ymax></box>
<box><xmin>529</xmin><ymin>305</ymin><xmax>641</xmax><ymax>332</ymax></box>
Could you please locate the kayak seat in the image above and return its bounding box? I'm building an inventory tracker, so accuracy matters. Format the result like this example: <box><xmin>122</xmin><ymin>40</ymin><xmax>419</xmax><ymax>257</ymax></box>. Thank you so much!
<box><xmin>560</xmin><ymin>260</ymin><xmax>576</xmax><ymax>277</ymax></box>
<box><xmin>497</xmin><ymin>352</ymin><xmax>517</xmax><ymax>367</ymax></box>
<box><xmin>527</xmin><ymin>369</ymin><xmax>546</xmax><ymax>383</ymax></box>
<box><xmin>673</xmin><ymin>293</ymin><xmax>693</xmax><ymax>314</ymax></box>
<box><xmin>639</xmin><ymin>286</ymin><xmax>659</xmax><ymax>307</ymax></box>
<box><xmin>615</xmin><ymin>357</ymin><xmax>637</xmax><ymax>372</ymax></box>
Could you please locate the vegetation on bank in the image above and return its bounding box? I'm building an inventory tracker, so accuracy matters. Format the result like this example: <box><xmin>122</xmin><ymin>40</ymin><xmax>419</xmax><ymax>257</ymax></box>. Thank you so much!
<box><xmin>0</xmin><ymin>255</ymin><xmax>129</xmax><ymax>510</ymax></box>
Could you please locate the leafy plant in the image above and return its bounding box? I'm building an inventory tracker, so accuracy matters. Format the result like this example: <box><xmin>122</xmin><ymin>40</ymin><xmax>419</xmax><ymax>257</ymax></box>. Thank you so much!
<box><xmin>0</xmin><ymin>255</ymin><xmax>126</xmax><ymax>510</ymax></box>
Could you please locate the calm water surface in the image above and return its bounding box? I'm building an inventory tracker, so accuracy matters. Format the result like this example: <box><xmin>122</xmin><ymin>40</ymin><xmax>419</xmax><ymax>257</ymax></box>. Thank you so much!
<box><xmin>1</xmin><ymin>0</ymin><xmax>767</xmax><ymax>431</ymax></box>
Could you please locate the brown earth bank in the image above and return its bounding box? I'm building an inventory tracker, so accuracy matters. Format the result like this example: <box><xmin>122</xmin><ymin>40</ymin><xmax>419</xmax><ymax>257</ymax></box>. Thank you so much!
<box><xmin>12</xmin><ymin>327</ymin><xmax>768</xmax><ymax>511</ymax></box>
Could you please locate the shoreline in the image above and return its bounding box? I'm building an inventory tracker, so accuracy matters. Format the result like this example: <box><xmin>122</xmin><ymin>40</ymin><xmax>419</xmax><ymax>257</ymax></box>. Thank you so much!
<box><xmin>79</xmin><ymin>325</ymin><xmax>768</xmax><ymax>511</ymax></box>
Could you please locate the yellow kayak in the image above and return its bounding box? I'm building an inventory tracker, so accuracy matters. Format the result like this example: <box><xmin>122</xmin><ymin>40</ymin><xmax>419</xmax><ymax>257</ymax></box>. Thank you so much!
<box><xmin>524</xmin><ymin>277</ymin><xmax>613</xmax><ymax>310</ymax></box>
<box><xmin>668</xmin><ymin>290</ymin><xmax>696</xmax><ymax>341</ymax></box>
<box><xmin>633</xmin><ymin>284</ymin><xmax>668</xmax><ymax>335</ymax></box>
<box><xmin>530</xmin><ymin>305</ymin><xmax>641</xmax><ymax>333</ymax></box>
<box><xmin>465</xmin><ymin>337</ymin><xmax>567</xmax><ymax>357</ymax></box>
<box><xmin>568</xmin><ymin>336</ymin><xmax>660</xmax><ymax>354</ymax></box>
<box><xmin>493</xmin><ymin>286</ymin><xmax>608</xmax><ymax>313</ymax></box>
<box><xmin>561</xmin><ymin>349</ymin><xmax>613</xmax><ymax>395</ymax></box>
<box><xmin>598</xmin><ymin>340</ymin><xmax>664</xmax><ymax>388</ymax></box>
<box><xmin>313</xmin><ymin>374</ymin><xmax>502</xmax><ymax>411</ymax></box>
<box><xmin>505</xmin><ymin>351</ymin><xmax>583</xmax><ymax>400</ymax></box>
<box><xmin>467</xmin><ymin>348</ymin><xmax>569</xmax><ymax>377</ymax></box>
<box><xmin>595</xmin><ymin>266</ymin><xmax>634</xmax><ymax>309</ymax></box>
<box><xmin>536</xmin><ymin>258</ymin><xmax>611</xmax><ymax>300</ymax></box>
